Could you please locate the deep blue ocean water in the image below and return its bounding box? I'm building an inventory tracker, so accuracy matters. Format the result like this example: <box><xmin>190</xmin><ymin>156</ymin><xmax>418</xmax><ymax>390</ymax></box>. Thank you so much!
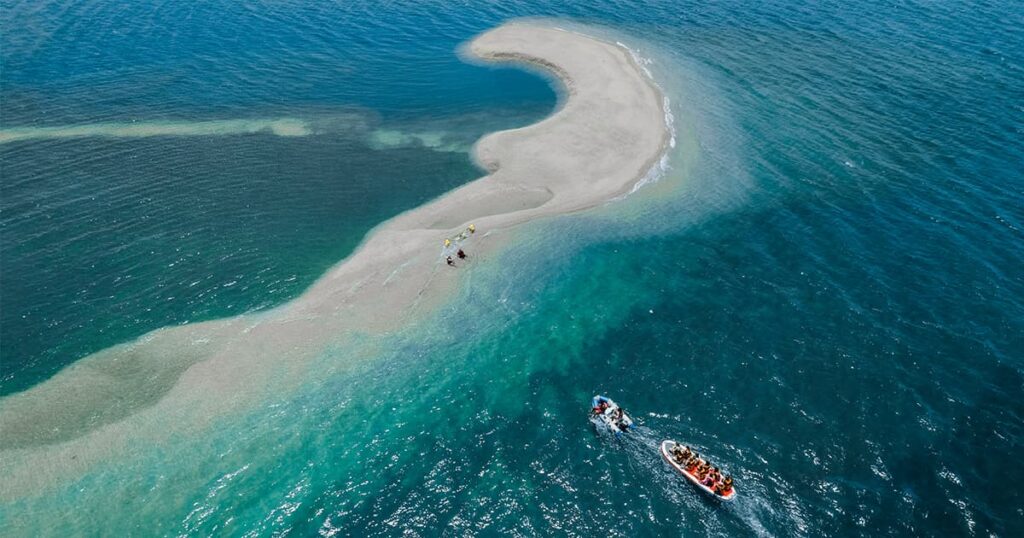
<box><xmin>2</xmin><ymin>0</ymin><xmax>1022</xmax><ymax>536</ymax></box>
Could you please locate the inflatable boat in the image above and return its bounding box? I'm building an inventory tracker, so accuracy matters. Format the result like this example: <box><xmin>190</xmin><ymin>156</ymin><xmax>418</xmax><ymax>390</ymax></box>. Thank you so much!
<box><xmin>660</xmin><ymin>440</ymin><xmax>736</xmax><ymax>501</ymax></box>
<box><xmin>591</xmin><ymin>395</ymin><xmax>635</xmax><ymax>437</ymax></box>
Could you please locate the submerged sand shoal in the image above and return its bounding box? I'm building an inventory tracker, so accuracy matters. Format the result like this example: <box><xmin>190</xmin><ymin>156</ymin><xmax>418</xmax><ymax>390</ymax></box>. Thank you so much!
<box><xmin>0</xmin><ymin>22</ymin><xmax>670</xmax><ymax>497</ymax></box>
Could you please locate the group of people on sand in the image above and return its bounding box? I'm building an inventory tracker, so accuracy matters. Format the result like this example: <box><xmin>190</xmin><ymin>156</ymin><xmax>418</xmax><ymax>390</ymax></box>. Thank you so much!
<box><xmin>444</xmin><ymin>224</ymin><xmax>475</xmax><ymax>267</ymax></box>
<box><xmin>670</xmin><ymin>444</ymin><xmax>734</xmax><ymax>497</ymax></box>
<box><xmin>445</xmin><ymin>248</ymin><xmax>466</xmax><ymax>267</ymax></box>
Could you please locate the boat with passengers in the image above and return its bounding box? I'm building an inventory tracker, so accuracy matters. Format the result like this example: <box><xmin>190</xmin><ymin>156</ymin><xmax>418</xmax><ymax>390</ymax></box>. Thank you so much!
<box><xmin>660</xmin><ymin>439</ymin><xmax>736</xmax><ymax>501</ymax></box>
<box><xmin>591</xmin><ymin>395</ymin><xmax>635</xmax><ymax>437</ymax></box>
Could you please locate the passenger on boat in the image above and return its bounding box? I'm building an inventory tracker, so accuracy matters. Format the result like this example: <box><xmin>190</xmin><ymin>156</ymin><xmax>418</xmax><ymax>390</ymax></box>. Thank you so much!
<box><xmin>673</xmin><ymin>445</ymin><xmax>692</xmax><ymax>464</ymax></box>
<box><xmin>721</xmin><ymin>476</ymin><xmax>733</xmax><ymax>495</ymax></box>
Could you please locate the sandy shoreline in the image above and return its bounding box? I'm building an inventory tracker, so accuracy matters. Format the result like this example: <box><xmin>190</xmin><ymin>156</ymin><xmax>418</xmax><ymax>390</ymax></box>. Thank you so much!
<box><xmin>0</xmin><ymin>22</ymin><xmax>671</xmax><ymax>496</ymax></box>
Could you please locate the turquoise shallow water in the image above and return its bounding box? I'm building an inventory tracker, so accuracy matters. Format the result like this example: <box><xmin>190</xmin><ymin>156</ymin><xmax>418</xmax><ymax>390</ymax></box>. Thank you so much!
<box><xmin>2</xmin><ymin>0</ymin><xmax>1023</xmax><ymax>536</ymax></box>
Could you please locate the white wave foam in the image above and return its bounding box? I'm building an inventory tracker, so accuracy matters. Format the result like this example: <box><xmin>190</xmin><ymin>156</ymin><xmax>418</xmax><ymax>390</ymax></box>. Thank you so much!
<box><xmin>614</xmin><ymin>43</ymin><xmax>677</xmax><ymax>197</ymax></box>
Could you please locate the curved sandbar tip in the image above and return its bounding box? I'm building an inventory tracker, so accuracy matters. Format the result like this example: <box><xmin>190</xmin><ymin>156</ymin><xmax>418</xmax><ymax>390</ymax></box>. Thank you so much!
<box><xmin>424</xmin><ymin>22</ymin><xmax>670</xmax><ymax>229</ymax></box>
<box><xmin>0</xmin><ymin>22</ymin><xmax>671</xmax><ymax>497</ymax></box>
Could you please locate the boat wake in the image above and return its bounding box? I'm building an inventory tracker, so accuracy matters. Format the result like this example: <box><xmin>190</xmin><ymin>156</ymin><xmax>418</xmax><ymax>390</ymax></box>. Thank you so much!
<box><xmin>595</xmin><ymin>419</ymin><xmax>804</xmax><ymax>537</ymax></box>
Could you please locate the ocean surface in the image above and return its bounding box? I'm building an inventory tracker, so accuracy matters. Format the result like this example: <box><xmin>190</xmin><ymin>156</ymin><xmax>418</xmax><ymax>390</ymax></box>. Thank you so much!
<box><xmin>1</xmin><ymin>0</ymin><xmax>1022</xmax><ymax>536</ymax></box>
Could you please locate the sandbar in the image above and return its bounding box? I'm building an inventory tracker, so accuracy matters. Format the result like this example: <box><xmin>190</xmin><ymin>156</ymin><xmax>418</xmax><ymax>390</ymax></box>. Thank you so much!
<box><xmin>0</xmin><ymin>21</ymin><xmax>671</xmax><ymax>497</ymax></box>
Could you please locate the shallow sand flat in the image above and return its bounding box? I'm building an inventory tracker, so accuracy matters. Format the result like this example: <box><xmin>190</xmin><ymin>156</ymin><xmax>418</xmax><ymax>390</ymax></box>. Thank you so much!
<box><xmin>0</xmin><ymin>22</ymin><xmax>670</xmax><ymax>497</ymax></box>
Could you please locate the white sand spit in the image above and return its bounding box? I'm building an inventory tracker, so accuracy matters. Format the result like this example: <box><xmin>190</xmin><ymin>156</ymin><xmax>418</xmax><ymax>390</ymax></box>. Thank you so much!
<box><xmin>0</xmin><ymin>22</ymin><xmax>671</xmax><ymax>498</ymax></box>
